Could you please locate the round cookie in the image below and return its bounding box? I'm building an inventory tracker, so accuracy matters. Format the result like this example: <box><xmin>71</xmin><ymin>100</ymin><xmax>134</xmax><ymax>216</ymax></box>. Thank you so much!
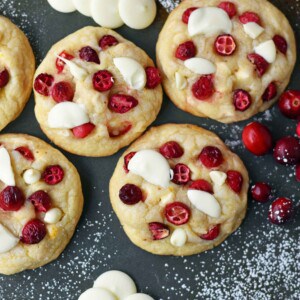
<box><xmin>109</xmin><ymin>124</ymin><xmax>249</xmax><ymax>256</ymax></box>
<box><xmin>0</xmin><ymin>134</ymin><xmax>83</xmax><ymax>275</ymax></box>
<box><xmin>156</xmin><ymin>0</ymin><xmax>296</xmax><ymax>123</ymax></box>
<box><xmin>33</xmin><ymin>26</ymin><xmax>163</xmax><ymax>157</ymax></box>
<box><xmin>0</xmin><ymin>16</ymin><xmax>35</xmax><ymax>130</ymax></box>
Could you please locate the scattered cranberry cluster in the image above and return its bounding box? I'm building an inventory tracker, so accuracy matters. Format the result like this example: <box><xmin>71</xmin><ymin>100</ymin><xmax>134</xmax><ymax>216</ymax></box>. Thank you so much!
<box><xmin>34</xmin><ymin>35</ymin><xmax>162</xmax><ymax>139</ymax></box>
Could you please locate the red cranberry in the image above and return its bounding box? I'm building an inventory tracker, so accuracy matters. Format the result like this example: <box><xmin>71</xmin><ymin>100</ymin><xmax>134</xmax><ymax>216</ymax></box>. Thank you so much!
<box><xmin>296</xmin><ymin>164</ymin><xmax>300</xmax><ymax>182</ymax></box>
<box><xmin>145</xmin><ymin>67</ymin><xmax>161</xmax><ymax>89</ymax></box>
<box><xmin>189</xmin><ymin>179</ymin><xmax>213</xmax><ymax>194</ymax></box>
<box><xmin>164</xmin><ymin>202</ymin><xmax>191</xmax><ymax>225</ymax></box>
<box><xmin>0</xmin><ymin>186</ymin><xmax>25</xmax><ymax>211</ymax></box>
<box><xmin>0</xmin><ymin>68</ymin><xmax>9</xmax><ymax>88</ymax></box>
<box><xmin>79</xmin><ymin>46</ymin><xmax>100</xmax><ymax>64</ymax></box>
<box><xmin>108</xmin><ymin>94</ymin><xmax>138</xmax><ymax>114</ymax></box>
<box><xmin>123</xmin><ymin>152</ymin><xmax>136</xmax><ymax>173</ymax></box>
<box><xmin>159</xmin><ymin>141</ymin><xmax>184</xmax><ymax>159</ymax></box>
<box><xmin>56</xmin><ymin>51</ymin><xmax>74</xmax><ymax>73</ymax></box>
<box><xmin>214</xmin><ymin>34</ymin><xmax>236</xmax><ymax>56</ymax></box>
<box><xmin>200</xmin><ymin>224</ymin><xmax>220</xmax><ymax>240</ymax></box>
<box><xmin>296</xmin><ymin>122</ymin><xmax>300</xmax><ymax>137</ymax></box>
<box><xmin>239</xmin><ymin>12</ymin><xmax>261</xmax><ymax>25</ymax></box>
<box><xmin>242</xmin><ymin>122</ymin><xmax>273</xmax><ymax>156</ymax></box>
<box><xmin>247</xmin><ymin>53</ymin><xmax>269</xmax><ymax>77</ymax></box>
<box><xmin>218</xmin><ymin>2</ymin><xmax>237</xmax><ymax>19</ymax></box>
<box><xmin>172</xmin><ymin>164</ymin><xmax>191</xmax><ymax>185</ymax></box>
<box><xmin>226</xmin><ymin>170</ymin><xmax>243</xmax><ymax>193</ymax></box>
<box><xmin>51</xmin><ymin>81</ymin><xmax>74</xmax><ymax>103</ymax></box>
<box><xmin>42</xmin><ymin>165</ymin><xmax>64</xmax><ymax>185</ymax></box>
<box><xmin>278</xmin><ymin>90</ymin><xmax>300</xmax><ymax>119</ymax></box>
<box><xmin>233</xmin><ymin>89</ymin><xmax>252</xmax><ymax>111</ymax></box>
<box><xmin>273</xmin><ymin>136</ymin><xmax>300</xmax><ymax>165</ymax></box>
<box><xmin>34</xmin><ymin>73</ymin><xmax>54</xmax><ymax>96</ymax></box>
<box><xmin>182</xmin><ymin>7</ymin><xmax>198</xmax><ymax>24</ymax></box>
<box><xmin>99</xmin><ymin>35</ymin><xmax>119</xmax><ymax>50</ymax></box>
<box><xmin>108</xmin><ymin>122</ymin><xmax>132</xmax><ymax>138</ymax></box>
<box><xmin>262</xmin><ymin>82</ymin><xmax>277</xmax><ymax>101</ymax></box>
<box><xmin>199</xmin><ymin>146</ymin><xmax>223</xmax><ymax>168</ymax></box>
<box><xmin>148</xmin><ymin>222</ymin><xmax>170</xmax><ymax>240</ymax></box>
<box><xmin>20</xmin><ymin>219</ymin><xmax>46</xmax><ymax>244</ymax></box>
<box><xmin>28</xmin><ymin>190</ymin><xmax>52</xmax><ymax>212</ymax></box>
<box><xmin>15</xmin><ymin>146</ymin><xmax>34</xmax><ymax>161</ymax></box>
<box><xmin>175</xmin><ymin>41</ymin><xmax>196</xmax><ymax>61</ymax></box>
<box><xmin>268</xmin><ymin>197</ymin><xmax>294</xmax><ymax>225</ymax></box>
<box><xmin>273</xmin><ymin>35</ymin><xmax>288</xmax><ymax>55</ymax></box>
<box><xmin>192</xmin><ymin>75</ymin><xmax>214</xmax><ymax>100</ymax></box>
<box><xmin>72</xmin><ymin>123</ymin><xmax>95</xmax><ymax>138</ymax></box>
<box><xmin>119</xmin><ymin>184</ymin><xmax>143</xmax><ymax>205</ymax></box>
<box><xmin>93</xmin><ymin>70</ymin><xmax>114</xmax><ymax>92</ymax></box>
<box><xmin>251</xmin><ymin>182</ymin><xmax>272</xmax><ymax>202</ymax></box>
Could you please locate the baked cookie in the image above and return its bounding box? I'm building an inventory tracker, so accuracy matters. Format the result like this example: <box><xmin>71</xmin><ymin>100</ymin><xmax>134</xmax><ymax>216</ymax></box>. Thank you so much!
<box><xmin>0</xmin><ymin>16</ymin><xmax>35</xmax><ymax>130</ymax></box>
<box><xmin>33</xmin><ymin>26</ymin><xmax>163</xmax><ymax>157</ymax></box>
<box><xmin>0</xmin><ymin>134</ymin><xmax>83</xmax><ymax>275</ymax></box>
<box><xmin>110</xmin><ymin>124</ymin><xmax>248</xmax><ymax>256</ymax></box>
<box><xmin>156</xmin><ymin>0</ymin><xmax>296</xmax><ymax>123</ymax></box>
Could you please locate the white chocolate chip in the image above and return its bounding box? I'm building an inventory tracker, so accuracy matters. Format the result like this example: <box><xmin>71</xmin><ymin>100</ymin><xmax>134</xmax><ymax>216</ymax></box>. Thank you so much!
<box><xmin>184</xmin><ymin>58</ymin><xmax>216</xmax><ymax>75</ymax></box>
<box><xmin>254</xmin><ymin>40</ymin><xmax>277</xmax><ymax>63</ymax></box>
<box><xmin>170</xmin><ymin>228</ymin><xmax>187</xmax><ymax>247</ymax></box>
<box><xmin>43</xmin><ymin>208</ymin><xmax>63</xmax><ymax>224</ymax></box>
<box><xmin>209</xmin><ymin>171</ymin><xmax>227</xmax><ymax>186</ymax></box>
<box><xmin>0</xmin><ymin>224</ymin><xmax>19</xmax><ymax>254</ymax></box>
<box><xmin>243</xmin><ymin>22</ymin><xmax>264</xmax><ymax>39</ymax></box>
<box><xmin>23</xmin><ymin>169</ymin><xmax>41</xmax><ymax>185</ymax></box>
<box><xmin>175</xmin><ymin>72</ymin><xmax>187</xmax><ymax>90</ymax></box>
<box><xmin>160</xmin><ymin>191</ymin><xmax>175</xmax><ymax>206</ymax></box>
<box><xmin>0</xmin><ymin>147</ymin><xmax>15</xmax><ymax>186</ymax></box>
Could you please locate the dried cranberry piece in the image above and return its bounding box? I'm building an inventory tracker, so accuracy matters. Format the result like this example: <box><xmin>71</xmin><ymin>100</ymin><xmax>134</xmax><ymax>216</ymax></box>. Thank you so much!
<box><xmin>15</xmin><ymin>146</ymin><xmax>34</xmax><ymax>161</ymax></box>
<box><xmin>172</xmin><ymin>163</ymin><xmax>191</xmax><ymax>185</ymax></box>
<box><xmin>233</xmin><ymin>89</ymin><xmax>252</xmax><ymax>111</ymax></box>
<box><xmin>108</xmin><ymin>94</ymin><xmax>138</xmax><ymax>113</ymax></box>
<box><xmin>34</xmin><ymin>73</ymin><xmax>54</xmax><ymax>96</ymax></box>
<box><xmin>148</xmin><ymin>222</ymin><xmax>170</xmax><ymax>240</ymax></box>
<box><xmin>108</xmin><ymin>122</ymin><xmax>132</xmax><ymax>138</ymax></box>
<box><xmin>214</xmin><ymin>34</ymin><xmax>236</xmax><ymax>56</ymax></box>
<box><xmin>99</xmin><ymin>35</ymin><xmax>119</xmax><ymax>50</ymax></box>
<box><xmin>28</xmin><ymin>190</ymin><xmax>52</xmax><ymax>212</ymax></box>
<box><xmin>79</xmin><ymin>46</ymin><xmax>100</xmax><ymax>64</ymax></box>
<box><xmin>20</xmin><ymin>219</ymin><xmax>47</xmax><ymax>244</ymax></box>
<box><xmin>145</xmin><ymin>67</ymin><xmax>161</xmax><ymax>89</ymax></box>
<box><xmin>93</xmin><ymin>70</ymin><xmax>114</xmax><ymax>92</ymax></box>
<box><xmin>226</xmin><ymin>170</ymin><xmax>243</xmax><ymax>193</ymax></box>
<box><xmin>199</xmin><ymin>146</ymin><xmax>223</xmax><ymax>169</ymax></box>
<box><xmin>159</xmin><ymin>141</ymin><xmax>184</xmax><ymax>159</ymax></box>
<box><xmin>239</xmin><ymin>12</ymin><xmax>261</xmax><ymax>25</ymax></box>
<box><xmin>175</xmin><ymin>41</ymin><xmax>196</xmax><ymax>61</ymax></box>
<box><xmin>123</xmin><ymin>152</ymin><xmax>136</xmax><ymax>173</ymax></box>
<box><xmin>51</xmin><ymin>81</ymin><xmax>74</xmax><ymax>102</ymax></box>
<box><xmin>165</xmin><ymin>202</ymin><xmax>191</xmax><ymax>225</ymax></box>
<box><xmin>182</xmin><ymin>7</ymin><xmax>198</xmax><ymax>24</ymax></box>
<box><xmin>42</xmin><ymin>165</ymin><xmax>64</xmax><ymax>185</ymax></box>
<box><xmin>192</xmin><ymin>75</ymin><xmax>214</xmax><ymax>100</ymax></box>
<box><xmin>0</xmin><ymin>186</ymin><xmax>25</xmax><ymax>211</ymax></box>
<box><xmin>200</xmin><ymin>224</ymin><xmax>220</xmax><ymax>240</ymax></box>
<box><xmin>56</xmin><ymin>51</ymin><xmax>74</xmax><ymax>73</ymax></box>
<box><xmin>72</xmin><ymin>123</ymin><xmax>95</xmax><ymax>139</ymax></box>
<box><xmin>0</xmin><ymin>68</ymin><xmax>9</xmax><ymax>88</ymax></box>
<box><xmin>273</xmin><ymin>35</ymin><xmax>288</xmax><ymax>55</ymax></box>
<box><xmin>189</xmin><ymin>179</ymin><xmax>213</xmax><ymax>194</ymax></box>
<box><xmin>218</xmin><ymin>2</ymin><xmax>237</xmax><ymax>19</ymax></box>
<box><xmin>268</xmin><ymin>198</ymin><xmax>294</xmax><ymax>225</ymax></box>
<box><xmin>262</xmin><ymin>82</ymin><xmax>277</xmax><ymax>101</ymax></box>
<box><xmin>247</xmin><ymin>53</ymin><xmax>269</xmax><ymax>77</ymax></box>
<box><xmin>119</xmin><ymin>184</ymin><xmax>143</xmax><ymax>205</ymax></box>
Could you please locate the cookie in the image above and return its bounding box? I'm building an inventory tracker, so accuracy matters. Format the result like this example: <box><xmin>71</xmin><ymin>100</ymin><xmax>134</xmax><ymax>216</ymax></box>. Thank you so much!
<box><xmin>156</xmin><ymin>0</ymin><xmax>296</xmax><ymax>123</ymax></box>
<box><xmin>0</xmin><ymin>16</ymin><xmax>35</xmax><ymax>131</ymax></box>
<box><xmin>109</xmin><ymin>124</ymin><xmax>249</xmax><ymax>256</ymax></box>
<box><xmin>33</xmin><ymin>26</ymin><xmax>163</xmax><ymax>157</ymax></box>
<box><xmin>0</xmin><ymin>134</ymin><xmax>83</xmax><ymax>275</ymax></box>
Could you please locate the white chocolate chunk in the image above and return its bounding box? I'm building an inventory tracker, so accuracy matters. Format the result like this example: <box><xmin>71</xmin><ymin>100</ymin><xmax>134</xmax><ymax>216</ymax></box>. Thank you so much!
<box><xmin>47</xmin><ymin>0</ymin><xmax>76</xmax><ymax>13</ymax></box>
<box><xmin>48</xmin><ymin>102</ymin><xmax>90</xmax><ymax>129</ymax></box>
<box><xmin>254</xmin><ymin>40</ymin><xmax>277</xmax><ymax>63</ymax></box>
<box><xmin>43</xmin><ymin>208</ymin><xmax>63</xmax><ymax>224</ymax></box>
<box><xmin>0</xmin><ymin>147</ymin><xmax>15</xmax><ymax>186</ymax></box>
<box><xmin>159</xmin><ymin>191</ymin><xmax>175</xmax><ymax>207</ymax></box>
<box><xmin>184</xmin><ymin>58</ymin><xmax>216</xmax><ymax>75</ymax></box>
<box><xmin>124</xmin><ymin>294</ymin><xmax>154</xmax><ymax>300</ymax></box>
<box><xmin>79</xmin><ymin>288</ymin><xmax>117</xmax><ymax>300</ymax></box>
<box><xmin>72</xmin><ymin>0</ymin><xmax>92</xmax><ymax>17</ymax></box>
<box><xmin>188</xmin><ymin>7</ymin><xmax>232</xmax><ymax>37</ymax></box>
<box><xmin>187</xmin><ymin>190</ymin><xmax>221</xmax><ymax>218</ymax></box>
<box><xmin>94</xmin><ymin>270</ymin><xmax>137</xmax><ymax>300</ymax></box>
<box><xmin>243</xmin><ymin>22</ymin><xmax>264</xmax><ymax>39</ymax></box>
<box><xmin>175</xmin><ymin>72</ymin><xmax>187</xmax><ymax>90</ymax></box>
<box><xmin>209</xmin><ymin>171</ymin><xmax>227</xmax><ymax>186</ymax></box>
<box><xmin>57</xmin><ymin>55</ymin><xmax>88</xmax><ymax>81</ymax></box>
<box><xmin>170</xmin><ymin>228</ymin><xmax>187</xmax><ymax>247</ymax></box>
<box><xmin>0</xmin><ymin>224</ymin><xmax>19</xmax><ymax>254</ymax></box>
<box><xmin>23</xmin><ymin>169</ymin><xmax>41</xmax><ymax>185</ymax></box>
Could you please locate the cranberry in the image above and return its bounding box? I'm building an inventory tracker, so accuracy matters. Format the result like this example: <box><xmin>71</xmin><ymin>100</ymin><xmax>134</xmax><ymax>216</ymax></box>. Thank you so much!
<box><xmin>182</xmin><ymin>7</ymin><xmax>198</xmax><ymax>24</ymax></box>
<box><xmin>214</xmin><ymin>34</ymin><xmax>236</xmax><ymax>56</ymax></box>
<box><xmin>226</xmin><ymin>170</ymin><xmax>243</xmax><ymax>193</ymax></box>
<box><xmin>51</xmin><ymin>81</ymin><xmax>74</xmax><ymax>103</ymax></box>
<box><xmin>296</xmin><ymin>164</ymin><xmax>300</xmax><ymax>182</ymax></box>
<box><xmin>273</xmin><ymin>35</ymin><xmax>288</xmax><ymax>55</ymax></box>
<box><xmin>15</xmin><ymin>146</ymin><xmax>34</xmax><ymax>161</ymax></box>
<box><xmin>233</xmin><ymin>89</ymin><xmax>252</xmax><ymax>111</ymax></box>
<box><xmin>172</xmin><ymin>164</ymin><xmax>191</xmax><ymax>185</ymax></box>
<box><xmin>218</xmin><ymin>2</ymin><xmax>237</xmax><ymax>19</ymax></box>
<box><xmin>242</xmin><ymin>122</ymin><xmax>273</xmax><ymax>156</ymax></box>
<box><xmin>268</xmin><ymin>197</ymin><xmax>294</xmax><ymax>225</ymax></box>
<box><xmin>79</xmin><ymin>46</ymin><xmax>100</xmax><ymax>64</ymax></box>
<box><xmin>0</xmin><ymin>186</ymin><xmax>25</xmax><ymax>211</ymax></box>
<box><xmin>108</xmin><ymin>122</ymin><xmax>132</xmax><ymax>138</ymax></box>
<box><xmin>28</xmin><ymin>190</ymin><xmax>52</xmax><ymax>212</ymax></box>
<box><xmin>42</xmin><ymin>165</ymin><xmax>64</xmax><ymax>185</ymax></box>
<box><xmin>123</xmin><ymin>152</ymin><xmax>136</xmax><ymax>173</ymax></box>
<box><xmin>273</xmin><ymin>136</ymin><xmax>300</xmax><ymax>165</ymax></box>
<box><xmin>199</xmin><ymin>146</ymin><xmax>223</xmax><ymax>168</ymax></box>
<box><xmin>192</xmin><ymin>75</ymin><xmax>214</xmax><ymax>100</ymax></box>
<box><xmin>108</xmin><ymin>94</ymin><xmax>138</xmax><ymax>114</ymax></box>
<box><xmin>200</xmin><ymin>224</ymin><xmax>220</xmax><ymax>240</ymax></box>
<box><xmin>56</xmin><ymin>51</ymin><xmax>74</xmax><ymax>73</ymax></box>
<box><xmin>297</xmin><ymin>122</ymin><xmax>300</xmax><ymax>137</ymax></box>
<box><xmin>119</xmin><ymin>184</ymin><xmax>143</xmax><ymax>205</ymax></box>
<box><xmin>72</xmin><ymin>123</ymin><xmax>95</xmax><ymax>138</ymax></box>
<box><xmin>278</xmin><ymin>90</ymin><xmax>300</xmax><ymax>119</ymax></box>
<box><xmin>239</xmin><ymin>12</ymin><xmax>261</xmax><ymax>25</ymax></box>
<box><xmin>92</xmin><ymin>70</ymin><xmax>114</xmax><ymax>92</ymax></box>
<box><xmin>0</xmin><ymin>68</ymin><xmax>9</xmax><ymax>88</ymax></box>
<box><xmin>189</xmin><ymin>179</ymin><xmax>213</xmax><ymax>194</ymax></box>
<box><xmin>164</xmin><ymin>202</ymin><xmax>191</xmax><ymax>225</ymax></box>
<box><xmin>20</xmin><ymin>219</ymin><xmax>46</xmax><ymax>244</ymax></box>
<box><xmin>175</xmin><ymin>41</ymin><xmax>196</xmax><ymax>61</ymax></box>
<box><xmin>148</xmin><ymin>222</ymin><xmax>170</xmax><ymax>240</ymax></box>
<box><xmin>159</xmin><ymin>141</ymin><xmax>184</xmax><ymax>159</ymax></box>
<box><xmin>247</xmin><ymin>53</ymin><xmax>269</xmax><ymax>77</ymax></box>
<box><xmin>99</xmin><ymin>35</ymin><xmax>119</xmax><ymax>50</ymax></box>
<box><xmin>251</xmin><ymin>182</ymin><xmax>272</xmax><ymax>202</ymax></box>
<box><xmin>34</xmin><ymin>73</ymin><xmax>54</xmax><ymax>96</ymax></box>
<box><xmin>262</xmin><ymin>82</ymin><xmax>277</xmax><ymax>101</ymax></box>
<box><xmin>145</xmin><ymin>67</ymin><xmax>161</xmax><ymax>89</ymax></box>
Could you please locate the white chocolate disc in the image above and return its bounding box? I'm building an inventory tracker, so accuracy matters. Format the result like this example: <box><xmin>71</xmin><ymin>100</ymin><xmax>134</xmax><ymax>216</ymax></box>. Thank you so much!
<box><xmin>47</xmin><ymin>0</ymin><xmax>76</xmax><ymax>13</ymax></box>
<box><xmin>78</xmin><ymin>288</ymin><xmax>117</xmax><ymax>300</ymax></box>
<box><xmin>72</xmin><ymin>0</ymin><xmax>92</xmax><ymax>17</ymax></box>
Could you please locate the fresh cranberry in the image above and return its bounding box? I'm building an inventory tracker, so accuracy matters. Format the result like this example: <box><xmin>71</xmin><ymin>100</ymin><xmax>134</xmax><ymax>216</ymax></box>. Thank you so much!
<box><xmin>214</xmin><ymin>34</ymin><xmax>236</xmax><ymax>56</ymax></box>
<box><xmin>273</xmin><ymin>136</ymin><xmax>300</xmax><ymax>165</ymax></box>
<box><xmin>108</xmin><ymin>94</ymin><xmax>138</xmax><ymax>113</ymax></box>
<box><xmin>0</xmin><ymin>186</ymin><xmax>25</xmax><ymax>211</ymax></box>
<box><xmin>42</xmin><ymin>165</ymin><xmax>64</xmax><ymax>185</ymax></box>
<box><xmin>20</xmin><ymin>219</ymin><xmax>47</xmax><ymax>244</ymax></box>
<box><xmin>99</xmin><ymin>35</ymin><xmax>119</xmax><ymax>50</ymax></box>
<box><xmin>72</xmin><ymin>123</ymin><xmax>95</xmax><ymax>138</ymax></box>
<box><xmin>159</xmin><ymin>141</ymin><xmax>184</xmax><ymax>159</ymax></box>
<box><xmin>51</xmin><ymin>81</ymin><xmax>74</xmax><ymax>102</ymax></box>
<box><xmin>226</xmin><ymin>170</ymin><xmax>243</xmax><ymax>193</ymax></box>
<box><xmin>56</xmin><ymin>51</ymin><xmax>74</xmax><ymax>73</ymax></box>
<box><xmin>273</xmin><ymin>35</ymin><xmax>288</xmax><ymax>55</ymax></box>
<box><xmin>189</xmin><ymin>179</ymin><xmax>213</xmax><ymax>194</ymax></box>
<box><xmin>296</xmin><ymin>122</ymin><xmax>300</xmax><ymax>137</ymax></box>
<box><xmin>164</xmin><ymin>202</ymin><xmax>190</xmax><ymax>225</ymax></box>
<box><xmin>119</xmin><ymin>184</ymin><xmax>143</xmax><ymax>205</ymax></box>
<box><xmin>239</xmin><ymin>12</ymin><xmax>261</xmax><ymax>25</ymax></box>
<box><xmin>108</xmin><ymin>122</ymin><xmax>132</xmax><ymax>138</ymax></box>
<box><xmin>296</xmin><ymin>164</ymin><xmax>300</xmax><ymax>182</ymax></box>
<box><xmin>242</xmin><ymin>122</ymin><xmax>272</xmax><ymax>156</ymax></box>
<box><xmin>15</xmin><ymin>146</ymin><xmax>34</xmax><ymax>161</ymax></box>
<box><xmin>200</xmin><ymin>224</ymin><xmax>220</xmax><ymax>240</ymax></box>
<box><xmin>233</xmin><ymin>89</ymin><xmax>252</xmax><ymax>111</ymax></box>
<box><xmin>251</xmin><ymin>182</ymin><xmax>272</xmax><ymax>202</ymax></box>
<box><xmin>172</xmin><ymin>164</ymin><xmax>191</xmax><ymax>185</ymax></box>
<box><xmin>268</xmin><ymin>197</ymin><xmax>294</xmax><ymax>225</ymax></box>
<box><xmin>123</xmin><ymin>152</ymin><xmax>136</xmax><ymax>173</ymax></box>
<box><xmin>247</xmin><ymin>53</ymin><xmax>269</xmax><ymax>77</ymax></box>
<box><xmin>34</xmin><ymin>73</ymin><xmax>54</xmax><ymax>96</ymax></box>
<box><xmin>79</xmin><ymin>46</ymin><xmax>100</xmax><ymax>64</ymax></box>
<box><xmin>28</xmin><ymin>190</ymin><xmax>52</xmax><ymax>212</ymax></box>
<box><xmin>0</xmin><ymin>68</ymin><xmax>9</xmax><ymax>88</ymax></box>
<box><xmin>262</xmin><ymin>82</ymin><xmax>277</xmax><ymax>101</ymax></box>
<box><xmin>175</xmin><ymin>41</ymin><xmax>196</xmax><ymax>61</ymax></box>
<box><xmin>278</xmin><ymin>90</ymin><xmax>300</xmax><ymax>119</ymax></box>
<box><xmin>145</xmin><ymin>67</ymin><xmax>161</xmax><ymax>89</ymax></box>
<box><xmin>148</xmin><ymin>222</ymin><xmax>170</xmax><ymax>240</ymax></box>
<box><xmin>92</xmin><ymin>70</ymin><xmax>114</xmax><ymax>92</ymax></box>
<box><xmin>192</xmin><ymin>75</ymin><xmax>214</xmax><ymax>100</ymax></box>
<box><xmin>218</xmin><ymin>2</ymin><xmax>237</xmax><ymax>18</ymax></box>
<box><xmin>199</xmin><ymin>146</ymin><xmax>223</xmax><ymax>168</ymax></box>
<box><xmin>182</xmin><ymin>7</ymin><xmax>198</xmax><ymax>24</ymax></box>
